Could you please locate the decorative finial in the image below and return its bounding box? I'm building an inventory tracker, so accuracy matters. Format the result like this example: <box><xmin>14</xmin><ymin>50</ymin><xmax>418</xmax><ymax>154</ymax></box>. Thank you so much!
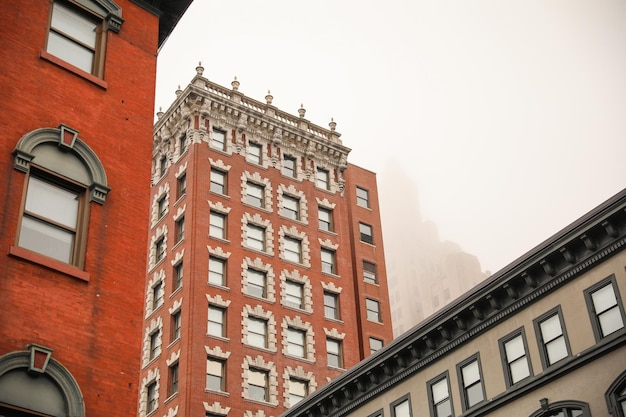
<box><xmin>265</xmin><ymin>90</ymin><xmax>273</xmax><ymax>105</ymax></box>
<box><xmin>156</xmin><ymin>106</ymin><xmax>164</xmax><ymax>119</ymax></box>
<box><xmin>329</xmin><ymin>118</ymin><xmax>336</xmax><ymax>131</ymax></box>
<box><xmin>175</xmin><ymin>85</ymin><xmax>183</xmax><ymax>97</ymax></box>
<box><xmin>231</xmin><ymin>76</ymin><xmax>240</xmax><ymax>91</ymax></box>
<box><xmin>298</xmin><ymin>103</ymin><xmax>306</xmax><ymax>118</ymax></box>
<box><xmin>195</xmin><ymin>61</ymin><xmax>204</xmax><ymax>76</ymax></box>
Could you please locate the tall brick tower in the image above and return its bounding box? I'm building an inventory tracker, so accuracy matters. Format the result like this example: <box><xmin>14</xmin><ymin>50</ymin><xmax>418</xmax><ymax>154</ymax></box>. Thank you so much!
<box><xmin>0</xmin><ymin>1</ymin><xmax>191</xmax><ymax>416</ymax></box>
<box><xmin>138</xmin><ymin>67</ymin><xmax>393</xmax><ymax>417</ymax></box>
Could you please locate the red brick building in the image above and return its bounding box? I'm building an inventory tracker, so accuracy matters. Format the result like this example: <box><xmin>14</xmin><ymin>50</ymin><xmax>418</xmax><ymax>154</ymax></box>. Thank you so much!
<box><xmin>0</xmin><ymin>1</ymin><xmax>191</xmax><ymax>416</ymax></box>
<box><xmin>140</xmin><ymin>69</ymin><xmax>393</xmax><ymax>417</ymax></box>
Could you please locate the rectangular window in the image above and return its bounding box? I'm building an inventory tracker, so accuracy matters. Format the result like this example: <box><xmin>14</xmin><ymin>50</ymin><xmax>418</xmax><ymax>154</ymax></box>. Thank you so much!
<box><xmin>208</xmin><ymin>305</ymin><xmax>225</xmax><ymax>337</ymax></box>
<box><xmin>356</xmin><ymin>187</ymin><xmax>370</xmax><ymax>208</ymax></box>
<box><xmin>284</xmin><ymin>236</ymin><xmax>302</xmax><ymax>263</ymax></box>
<box><xmin>247</xmin><ymin>142</ymin><xmax>262</xmax><ymax>164</ymax></box>
<box><xmin>208</xmin><ymin>256</ymin><xmax>226</xmax><ymax>286</ymax></box>
<box><xmin>159</xmin><ymin>156</ymin><xmax>167</xmax><ymax>178</ymax></box>
<box><xmin>327</xmin><ymin>338</ymin><xmax>343</xmax><ymax>368</ymax></box>
<box><xmin>499</xmin><ymin>329</ymin><xmax>532</xmax><ymax>386</ymax></box>
<box><xmin>316</xmin><ymin>168</ymin><xmax>330</xmax><ymax>190</ymax></box>
<box><xmin>359</xmin><ymin>222</ymin><xmax>374</xmax><ymax>244</ymax></box>
<box><xmin>168</xmin><ymin>362</ymin><xmax>179</xmax><ymax>397</ymax></box>
<box><xmin>282</xmin><ymin>155</ymin><xmax>296</xmax><ymax>178</ymax></box>
<box><xmin>428</xmin><ymin>373</ymin><xmax>453</xmax><ymax>417</ymax></box>
<box><xmin>152</xmin><ymin>282</ymin><xmax>164</xmax><ymax>310</ymax></box>
<box><xmin>210</xmin><ymin>168</ymin><xmax>227</xmax><ymax>195</ymax></box>
<box><xmin>457</xmin><ymin>355</ymin><xmax>486</xmax><ymax>410</ymax></box>
<box><xmin>285</xmin><ymin>281</ymin><xmax>304</xmax><ymax>309</ymax></box>
<box><xmin>47</xmin><ymin>1</ymin><xmax>102</xmax><ymax>75</ymax></box>
<box><xmin>147</xmin><ymin>382</ymin><xmax>157</xmax><ymax>412</ymax></box>
<box><xmin>287</xmin><ymin>327</ymin><xmax>306</xmax><ymax>358</ymax></box>
<box><xmin>211</xmin><ymin>128</ymin><xmax>226</xmax><ymax>151</ymax></box>
<box><xmin>584</xmin><ymin>275</ymin><xmax>625</xmax><ymax>341</ymax></box>
<box><xmin>174</xmin><ymin>262</ymin><xmax>183</xmax><ymax>291</ymax></box>
<box><xmin>369</xmin><ymin>337</ymin><xmax>383</xmax><ymax>354</ymax></box>
<box><xmin>391</xmin><ymin>395</ymin><xmax>412</xmax><ymax>417</ymax></box>
<box><xmin>318</xmin><ymin>207</ymin><xmax>333</xmax><ymax>232</ymax></box>
<box><xmin>246</xmin><ymin>183</ymin><xmax>265</xmax><ymax>208</ymax></box>
<box><xmin>321</xmin><ymin>248</ymin><xmax>336</xmax><ymax>274</ymax></box>
<box><xmin>158</xmin><ymin>196</ymin><xmax>167</xmax><ymax>219</ymax></box>
<box><xmin>155</xmin><ymin>237</ymin><xmax>166</xmax><ymax>263</ymax></box>
<box><xmin>324</xmin><ymin>292</ymin><xmax>340</xmax><ymax>320</ymax></box>
<box><xmin>534</xmin><ymin>307</ymin><xmax>570</xmax><ymax>368</ymax></box>
<box><xmin>289</xmin><ymin>378</ymin><xmax>308</xmax><ymax>407</ymax></box>
<box><xmin>179</xmin><ymin>134</ymin><xmax>188</xmax><ymax>154</ymax></box>
<box><xmin>149</xmin><ymin>331</ymin><xmax>160</xmax><ymax>359</ymax></box>
<box><xmin>209</xmin><ymin>211</ymin><xmax>226</xmax><ymax>239</ymax></box>
<box><xmin>247</xmin><ymin>269</ymin><xmax>267</xmax><ymax>298</ymax></box>
<box><xmin>175</xmin><ymin>216</ymin><xmax>185</xmax><ymax>243</ymax></box>
<box><xmin>247</xmin><ymin>317</ymin><xmax>267</xmax><ymax>348</ymax></box>
<box><xmin>177</xmin><ymin>174</ymin><xmax>186</xmax><ymax>199</ymax></box>
<box><xmin>248</xmin><ymin>368</ymin><xmax>268</xmax><ymax>402</ymax></box>
<box><xmin>366</xmin><ymin>298</ymin><xmax>381</xmax><ymax>322</ymax></box>
<box><xmin>363</xmin><ymin>261</ymin><xmax>377</xmax><ymax>284</ymax></box>
<box><xmin>206</xmin><ymin>357</ymin><xmax>225</xmax><ymax>392</ymax></box>
<box><xmin>171</xmin><ymin>311</ymin><xmax>181</xmax><ymax>342</ymax></box>
<box><xmin>246</xmin><ymin>224</ymin><xmax>266</xmax><ymax>251</ymax></box>
<box><xmin>281</xmin><ymin>195</ymin><xmax>300</xmax><ymax>220</ymax></box>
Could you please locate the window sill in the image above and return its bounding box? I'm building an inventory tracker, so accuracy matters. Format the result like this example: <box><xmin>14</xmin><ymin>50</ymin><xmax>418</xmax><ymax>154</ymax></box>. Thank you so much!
<box><xmin>167</xmin><ymin>338</ymin><xmax>180</xmax><ymax>350</ymax></box>
<box><xmin>322</xmin><ymin>271</ymin><xmax>341</xmax><ymax>279</ymax></box>
<box><xmin>205</xmin><ymin>389</ymin><xmax>230</xmax><ymax>397</ymax></box>
<box><xmin>283</xmin><ymin>305</ymin><xmax>313</xmax><ymax>315</ymax></box>
<box><xmin>244</xmin><ymin>398</ymin><xmax>278</xmax><ymax>408</ymax></box>
<box><xmin>164</xmin><ymin>392</ymin><xmax>178</xmax><ymax>404</ymax></box>
<box><xmin>319</xmin><ymin>229</ymin><xmax>338</xmax><ymax>236</ymax></box>
<box><xmin>40</xmin><ymin>50</ymin><xmax>108</xmax><ymax>89</ymax></box>
<box><xmin>9</xmin><ymin>245</ymin><xmax>90</xmax><ymax>282</ymax></box>
<box><xmin>244</xmin><ymin>246</ymin><xmax>274</xmax><ymax>257</ymax></box>
<box><xmin>209</xmin><ymin>191</ymin><xmax>230</xmax><ymax>199</ymax></box>
<box><xmin>284</xmin><ymin>354</ymin><xmax>316</xmax><ymax>364</ymax></box>
<box><xmin>206</xmin><ymin>334</ymin><xmax>230</xmax><ymax>342</ymax></box>
<box><xmin>207</xmin><ymin>283</ymin><xmax>230</xmax><ymax>291</ymax></box>
<box><xmin>324</xmin><ymin>317</ymin><xmax>344</xmax><ymax>324</ymax></box>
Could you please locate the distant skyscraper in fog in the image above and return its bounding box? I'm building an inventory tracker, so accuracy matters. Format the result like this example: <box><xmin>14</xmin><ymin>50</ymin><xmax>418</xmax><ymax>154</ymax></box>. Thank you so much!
<box><xmin>379</xmin><ymin>163</ymin><xmax>489</xmax><ymax>336</ymax></box>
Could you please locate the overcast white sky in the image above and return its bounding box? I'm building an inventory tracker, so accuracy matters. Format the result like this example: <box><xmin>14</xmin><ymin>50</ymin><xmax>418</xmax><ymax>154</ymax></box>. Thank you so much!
<box><xmin>155</xmin><ymin>0</ymin><xmax>626</xmax><ymax>274</ymax></box>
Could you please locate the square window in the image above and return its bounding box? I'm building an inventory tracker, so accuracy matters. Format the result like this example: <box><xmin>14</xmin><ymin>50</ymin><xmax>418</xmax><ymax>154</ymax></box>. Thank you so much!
<box><xmin>283</xmin><ymin>155</ymin><xmax>297</xmax><ymax>178</ymax></box>
<box><xmin>246</xmin><ymin>182</ymin><xmax>265</xmax><ymax>208</ymax></box>
<box><xmin>246</xmin><ymin>224</ymin><xmax>266</xmax><ymax>251</ymax></box>
<box><xmin>324</xmin><ymin>292</ymin><xmax>340</xmax><ymax>320</ymax></box>
<box><xmin>285</xmin><ymin>281</ymin><xmax>304</xmax><ymax>309</ymax></box>
<box><xmin>327</xmin><ymin>338</ymin><xmax>343</xmax><ymax>368</ymax></box>
<box><xmin>47</xmin><ymin>1</ymin><xmax>103</xmax><ymax>75</ymax></box>
<box><xmin>210</xmin><ymin>169</ymin><xmax>227</xmax><ymax>195</ymax></box>
<box><xmin>366</xmin><ymin>298</ymin><xmax>381</xmax><ymax>322</ymax></box>
<box><xmin>287</xmin><ymin>327</ymin><xmax>306</xmax><ymax>358</ymax></box>
<box><xmin>209</xmin><ymin>211</ymin><xmax>226</xmax><ymax>240</ymax></box>
<box><xmin>318</xmin><ymin>207</ymin><xmax>333</xmax><ymax>232</ymax></box>
<box><xmin>356</xmin><ymin>187</ymin><xmax>370</xmax><ymax>208</ymax></box>
<box><xmin>363</xmin><ymin>261</ymin><xmax>377</xmax><ymax>284</ymax></box>
<box><xmin>391</xmin><ymin>395</ymin><xmax>412</xmax><ymax>417</ymax></box>
<box><xmin>177</xmin><ymin>174</ymin><xmax>186</xmax><ymax>199</ymax></box>
<box><xmin>247</xmin><ymin>269</ymin><xmax>267</xmax><ymax>298</ymax></box>
<box><xmin>147</xmin><ymin>382</ymin><xmax>157</xmax><ymax>412</ymax></box>
<box><xmin>208</xmin><ymin>305</ymin><xmax>225</xmax><ymax>337</ymax></box>
<box><xmin>534</xmin><ymin>307</ymin><xmax>571</xmax><ymax>369</ymax></box>
<box><xmin>209</xmin><ymin>256</ymin><xmax>226</xmax><ymax>286</ymax></box>
<box><xmin>158</xmin><ymin>196</ymin><xmax>167</xmax><ymax>219</ymax></box>
<box><xmin>152</xmin><ymin>282</ymin><xmax>164</xmax><ymax>310</ymax></box>
<box><xmin>457</xmin><ymin>355</ymin><xmax>485</xmax><ymax>410</ymax></box>
<box><xmin>247</xmin><ymin>142</ymin><xmax>262</xmax><ymax>164</ymax></box>
<box><xmin>499</xmin><ymin>329</ymin><xmax>532</xmax><ymax>386</ymax></box>
<box><xmin>247</xmin><ymin>317</ymin><xmax>267</xmax><ymax>348</ymax></box>
<box><xmin>18</xmin><ymin>174</ymin><xmax>85</xmax><ymax>265</ymax></box>
<box><xmin>173</xmin><ymin>262</ymin><xmax>183</xmax><ymax>291</ymax></box>
<box><xmin>168</xmin><ymin>362</ymin><xmax>179</xmax><ymax>397</ymax></box>
<box><xmin>289</xmin><ymin>378</ymin><xmax>308</xmax><ymax>407</ymax></box>
<box><xmin>359</xmin><ymin>222</ymin><xmax>374</xmax><ymax>244</ymax></box>
<box><xmin>211</xmin><ymin>128</ymin><xmax>226</xmax><ymax>151</ymax></box>
<box><xmin>206</xmin><ymin>357</ymin><xmax>225</xmax><ymax>392</ymax></box>
<box><xmin>175</xmin><ymin>216</ymin><xmax>185</xmax><ymax>243</ymax></box>
<box><xmin>284</xmin><ymin>236</ymin><xmax>302</xmax><ymax>263</ymax></box>
<box><xmin>584</xmin><ymin>276</ymin><xmax>625</xmax><ymax>341</ymax></box>
<box><xmin>428</xmin><ymin>374</ymin><xmax>453</xmax><ymax>417</ymax></box>
<box><xmin>171</xmin><ymin>311</ymin><xmax>181</xmax><ymax>342</ymax></box>
<box><xmin>281</xmin><ymin>195</ymin><xmax>300</xmax><ymax>220</ymax></box>
<box><xmin>321</xmin><ymin>248</ymin><xmax>336</xmax><ymax>274</ymax></box>
<box><xmin>369</xmin><ymin>337</ymin><xmax>383</xmax><ymax>354</ymax></box>
<box><xmin>316</xmin><ymin>168</ymin><xmax>330</xmax><ymax>190</ymax></box>
<box><xmin>248</xmin><ymin>368</ymin><xmax>269</xmax><ymax>402</ymax></box>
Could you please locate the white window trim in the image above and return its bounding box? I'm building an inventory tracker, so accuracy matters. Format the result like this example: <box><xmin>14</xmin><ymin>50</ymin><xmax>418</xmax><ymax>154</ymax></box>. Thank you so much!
<box><xmin>282</xmin><ymin>366</ymin><xmax>318</xmax><ymax>409</ymax></box>
<box><xmin>280</xmin><ymin>269</ymin><xmax>313</xmax><ymax>313</ymax></box>
<box><xmin>242</xmin><ymin>305</ymin><xmax>277</xmax><ymax>352</ymax></box>
<box><xmin>242</xmin><ymin>213</ymin><xmax>275</xmax><ymax>255</ymax></box>
<box><xmin>139</xmin><ymin>368</ymin><xmax>160</xmax><ymax>417</ymax></box>
<box><xmin>241</xmin><ymin>171</ymin><xmax>273</xmax><ymax>211</ymax></box>
<box><xmin>151</xmin><ymin>182</ymin><xmax>170</xmax><ymax>228</ymax></box>
<box><xmin>142</xmin><ymin>317</ymin><xmax>163</xmax><ymax>367</ymax></box>
<box><xmin>242</xmin><ymin>355</ymin><xmax>279</xmax><ymax>405</ymax></box>
<box><xmin>242</xmin><ymin>257</ymin><xmax>276</xmax><ymax>302</ymax></box>
<box><xmin>279</xmin><ymin>225</ymin><xmax>310</xmax><ymax>267</ymax></box>
<box><xmin>282</xmin><ymin>316</ymin><xmax>316</xmax><ymax>362</ymax></box>
<box><xmin>278</xmin><ymin>184</ymin><xmax>309</xmax><ymax>224</ymax></box>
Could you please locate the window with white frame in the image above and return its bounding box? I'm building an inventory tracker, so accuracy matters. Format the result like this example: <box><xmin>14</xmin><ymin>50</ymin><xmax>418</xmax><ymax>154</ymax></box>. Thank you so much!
<box><xmin>282</xmin><ymin>155</ymin><xmax>296</xmax><ymax>178</ymax></box>
<box><xmin>316</xmin><ymin>168</ymin><xmax>330</xmax><ymax>190</ymax></box>
<box><xmin>247</xmin><ymin>142</ymin><xmax>262</xmax><ymax>164</ymax></box>
<box><xmin>284</xmin><ymin>236</ymin><xmax>302</xmax><ymax>263</ymax></box>
<box><xmin>326</xmin><ymin>338</ymin><xmax>342</xmax><ymax>368</ymax></box>
<box><xmin>247</xmin><ymin>317</ymin><xmax>268</xmax><ymax>349</ymax></box>
<box><xmin>324</xmin><ymin>291</ymin><xmax>340</xmax><ymax>320</ymax></box>
<box><xmin>208</xmin><ymin>305</ymin><xmax>226</xmax><ymax>338</ymax></box>
<box><xmin>285</xmin><ymin>281</ymin><xmax>304</xmax><ymax>309</ymax></box>
<box><xmin>281</xmin><ymin>195</ymin><xmax>300</xmax><ymax>220</ymax></box>
<box><xmin>287</xmin><ymin>327</ymin><xmax>306</xmax><ymax>358</ymax></box>
<box><xmin>247</xmin><ymin>269</ymin><xmax>267</xmax><ymax>299</ymax></box>
<box><xmin>206</xmin><ymin>357</ymin><xmax>225</xmax><ymax>392</ymax></box>
<box><xmin>209</xmin><ymin>211</ymin><xmax>226</xmax><ymax>240</ymax></box>
<box><xmin>208</xmin><ymin>256</ymin><xmax>226</xmax><ymax>286</ymax></box>
<box><xmin>318</xmin><ymin>206</ymin><xmax>333</xmax><ymax>232</ymax></box>
<box><xmin>246</xmin><ymin>182</ymin><xmax>265</xmax><ymax>208</ymax></box>
<box><xmin>210</xmin><ymin>168</ymin><xmax>227</xmax><ymax>195</ymax></box>
<box><xmin>288</xmin><ymin>378</ymin><xmax>308</xmax><ymax>407</ymax></box>
<box><xmin>248</xmin><ymin>368</ymin><xmax>269</xmax><ymax>402</ymax></box>
<box><xmin>321</xmin><ymin>248</ymin><xmax>336</xmax><ymax>274</ymax></box>
<box><xmin>584</xmin><ymin>275</ymin><xmax>625</xmax><ymax>341</ymax></box>
<box><xmin>246</xmin><ymin>224</ymin><xmax>266</xmax><ymax>251</ymax></box>
<box><xmin>211</xmin><ymin>128</ymin><xmax>226</xmax><ymax>151</ymax></box>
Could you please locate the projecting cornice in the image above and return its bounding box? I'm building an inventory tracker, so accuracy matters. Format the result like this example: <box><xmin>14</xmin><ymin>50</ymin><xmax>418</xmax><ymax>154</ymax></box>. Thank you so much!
<box><xmin>281</xmin><ymin>189</ymin><xmax>626</xmax><ymax>417</ymax></box>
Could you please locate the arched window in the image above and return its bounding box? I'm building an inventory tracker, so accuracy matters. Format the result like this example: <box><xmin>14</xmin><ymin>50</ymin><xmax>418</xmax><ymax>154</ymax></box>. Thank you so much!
<box><xmin>529</xmin><ymin>400</ymin><xmax>591</xmax><ymax>417</ymax></box>
<box><xmin>606</xmin><ymin>370</ymin><xmax>626</xmax><ymax>417</ymax></box>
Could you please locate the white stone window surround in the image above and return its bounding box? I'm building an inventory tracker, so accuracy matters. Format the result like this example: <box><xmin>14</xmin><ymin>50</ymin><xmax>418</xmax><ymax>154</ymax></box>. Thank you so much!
<box><xmin>282</xmin><ymin>365</ymin><xmax>318</xmax><ymax>409</ymax></box>
<box><xmin>146</xmin><ymin>269</ymin><xmax>166</xmax><ymax>318</ymax></box>
<box><xmin>242</xmin><ymin>257</ymin><xmax>276</xmax><ymax>302</ymax></box>
<box><xmin>142</xmin><ymin>316</ymin><xmax>163</xmax><ymax>367</ymax></box>
<box><xmin>139</xmin><ymin>368</ymin><xmax>160</xmax><ymax>417</ymax></box>
<box><xmin>151</xmin><ymin>182</ymin><xmax>171</xmax><ymax>228</ymax></box>
<box><xmin>165</xmin><ymin>349</ymin><xmax>181</xmax><ymax>367</ymax></box>
<box><xmin>153</xmin><ymin>150</ymin><xmax>169</xmax><ymax>184</ymax></box>
<box><xmin>314</xmin><ymin>163</ymin><xmax>337</xmax><ymax>193</ymax></box>
<box><xmin>241</xmin><ymin>305</ymin><xmax>277</xmax><ymax>353</ymax></box>
<box><xmin>241</xmin><ymin>171</ymin><xmax>273</xmax><ymax>212</ymax></box>
<box><xmin>149</xmin><ymin>225</ymin><xmax>168</xmax><ymax>271</ymax></box>
<box><xmin>203</xmin><ymin>401</ymin><xmax>231</xmax><ymax>416</ymax></box>
<box><xmin>278</xmin><ymin>225</ymin><xmax>310</xmax><ymax>267</ymax></box>
<box><xmin>170</xmin><ymin>249</ymin><xmax>185</xmax><ymax>294</ymax></box>
<box><xmin>242</xmin><ymin>355</ymin><xmax>279</xmax><ymax>406</ymax></box>
<box><xmin>242</xmin><ymin>213</ymin><xmax>275</xmax><ymax>256</ymax></box>
<box><xmin>281</xmin><ymin>316</ymin><xmax>316</xmax><ymax>362</ymax></box>
<box><xmin>280</xmin><ymin>269</ymin><xmax>313</xmax><ymax>313</ymax></box>
<box><xmin>324</xmin><ymin>327</ymin><xmax>346</xmax><ymax>340</ymax></box>
<box><xmin>277</xmin><ymin>184</ymin><xmax>308</xmax><ymax>224</ymax></box>
<box><xmin>172</xmin><ymin>204</ymin><xmax>185</xmax><ymax>222</ymax></box>
<box><xmin>163</xmin><ymin>406</ymin><xmax>179</xmax><ymax>417</ymax></box>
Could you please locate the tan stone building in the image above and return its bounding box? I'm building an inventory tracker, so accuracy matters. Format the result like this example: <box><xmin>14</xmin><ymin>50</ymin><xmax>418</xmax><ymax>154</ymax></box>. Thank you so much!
<box><xmin>281</xmin><ymin>189</ymin><xmax>626</xmax><ymax>417</ymax></box>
